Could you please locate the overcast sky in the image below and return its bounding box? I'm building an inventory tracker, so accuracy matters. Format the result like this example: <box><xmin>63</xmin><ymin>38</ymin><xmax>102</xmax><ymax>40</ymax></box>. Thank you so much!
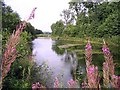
<box><xmin>4</xmin><ymin>0</ymin><xmax>70</xmax><ymax>32</ymax></box>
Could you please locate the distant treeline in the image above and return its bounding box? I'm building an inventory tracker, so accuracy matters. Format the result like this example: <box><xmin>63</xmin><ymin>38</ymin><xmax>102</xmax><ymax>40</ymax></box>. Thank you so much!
<box><xmin>51</xmin><ymin>1</ymin><xmax>120</xmax><ymax>38</ymax></box>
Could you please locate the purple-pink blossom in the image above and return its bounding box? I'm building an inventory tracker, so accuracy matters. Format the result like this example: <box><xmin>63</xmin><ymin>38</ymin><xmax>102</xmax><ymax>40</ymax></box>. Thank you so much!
<box><xmin>103</xmin><ymin>62</ymin><xmax>109</xmax><ymax>69</ymax></box>
<box><xmin>111</xmin><ymin>75</ymin><xmax>120</xmax><ymax>88</ymax></box>
<box><xmin>85</xmin><ymin>43</ymin><xmax>92</xmax><ymax>51</ymax></box>
<box><xmin>67</xmin><ymin>79</ymin><xmax>77</xmax><ymax>88</ymax></box>
<box><xmin>32</xmin><ymin>82</ymin><xmax>45</xmax><ymax>89</ymax></box>
<box><xmin>11</xmin><ymin>47</ymin><xmax>16</xmax><ymax>53</ymax></box>
<box><xmin>54</xmin><ymin>77</ymin><xmax>59</xmax><ymax>88</ymax></box>
<box><xmin>102</xmin><ymin>47</ymin><xmax>110</xmax><ymax>55</ymax></box>
<box><xmin>86</xmin><ymin>65</ymin><xmax>99</xmax><ymax>88</ymax></box>
<box><xmin>88</xmin><ymin>65</ymin><xmax>98</xmax><ymax>74</ymax></box>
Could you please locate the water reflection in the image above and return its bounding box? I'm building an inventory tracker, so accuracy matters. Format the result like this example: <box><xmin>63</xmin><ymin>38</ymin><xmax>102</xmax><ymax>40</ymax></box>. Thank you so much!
<box><xmin>32</xmin><ymin>37</ymin><xmax>79</xmax><ymax>88</ymax></box>
<box><xmin>52</xmin><ymin>44</ymin><xmax>65</xmax><ymax>55</ymax></box>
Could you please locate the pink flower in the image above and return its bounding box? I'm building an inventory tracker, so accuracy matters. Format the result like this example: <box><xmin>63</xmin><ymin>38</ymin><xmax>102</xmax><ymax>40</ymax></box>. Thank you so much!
<box><xmin>111</xmin><ymin>75</ymin><xmax>120</xmax><ymax>88</ymax></box>
<box><xmin>54</xmin><ymin>77</ymin><xmax>59</xmax><ymax>88</ymax></box>
<box><xmin>32</xmin><ymin>82</ymin><xmax>45</xmax><ymax>89</ymax></box>
<box><xmin>11</xmin><ymin>47</ymin><xmax>16</xmax><ymax>53</ymax></box>
<box><xmin>88</xmin><ymin>66</ymin><xmax>95</xmax><ymax>74</ymax></box>
<box><xmin>81</xmin><ymin>81</ymin><xmax>88</xmax><ymax>88</ymax></box>
<box><xmin>112</xmin><ymin>75</ymin><xmax>118</xmax><ymax>79</ymax></box>
<box><xmin>85</xmin><ymin>43</ymin><xmax>92</xmax><ymax>51</ymax></box>
<box><xmin>6</xmin><ymin>63</ymin><xmax>11</xmax><ymax>73</ymax></box>
<box><xmin>87</xmin><ymin>65</ymin><xmax>99</xmax><ymax>88</ymax></box>
<box><xmin>102</xmin><ymin>47</ymin><xmax>110</xmax><ymax>55</ymax></box>
<box><xmin>67</xmin><ymin>79</ymin><xmax>77</xmax><ymax>88</ymax></box>
<box><xmin>103</xmin><ymin>62</ymin><xmax>109</xmax><ymax>69</ymax></box>
<box><xmin>32</xmin><ymin>84</ymin><xmax>37</xmax><ymax>89</ymax></box>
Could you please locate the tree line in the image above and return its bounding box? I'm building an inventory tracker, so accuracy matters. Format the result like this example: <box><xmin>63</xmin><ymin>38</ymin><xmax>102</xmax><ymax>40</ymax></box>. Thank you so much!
<box><xmin>51</xmin><ymin>1</ymin><xmax>120</xmax><ymax>38</ymax></box>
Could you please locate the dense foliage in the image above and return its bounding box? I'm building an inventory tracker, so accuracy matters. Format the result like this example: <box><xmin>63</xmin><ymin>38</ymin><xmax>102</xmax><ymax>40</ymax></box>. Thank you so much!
<box><xmin>51</xmin><ymin>1</ymin><xmax>120</xmax><ymax>38</ymax></box>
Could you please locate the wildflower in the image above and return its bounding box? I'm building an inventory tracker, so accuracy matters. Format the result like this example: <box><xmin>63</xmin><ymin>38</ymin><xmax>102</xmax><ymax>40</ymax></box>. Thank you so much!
<box><xmin>27</xmin><ymin>7</ymin><xmax>37</xmax><ymax>21</ymax></box>
<box><xmin>111</xmin><ymin>75</ymin><xmax>120</xmax><ymax>88</ymax></box>
<box><xmin>87</xmin><ymin>65</ymin><xmax>100</xmax><ymax>88</ymax></box>
<box><xmin>102</xmin><ymin>46</ymin><xmax>110</xmax><ymax>55</ymax></box>
<box><xmin>81</xmin><ymin>80</ymin><xmax>88</xmax><ymax>88</ymax></box>
<box><xmin>85</xmin><ymin>40</ymin><xmax>92</xmax><ymax>67</ymax></box>
<box><xmin>54</xmin><ymin>77</ymin><xmax>59</xmax><ymax>88</ymax></box>
<box><xmin>85</xmin><ymin>40</ymin><xmax>92</xmax><ymax>51</ymax></box>
<box><xmin>88</xmin><ymin>65</ymin><xmax>95</xmax><ymax>74</ymax></box>
<box><xmin>67</xmin><ymin>79</ymin><xmax>77</xmax><ymax>88</ymax></box>
<box><xmin>11</xmin><ymin>48</ymin><xmax>16</xmax><ymax>53</ymax></box>
<box><xmin>103</xmin><ymin>62</ymin><xmax>110</xmax><ymax>88</ymax></box>
<box><xmin>32</xmin><ymin>82</ymin><xmax>45</xmax><ymax>90</ymax></box>
<box><xmin>102</xmin><ymin>40</ymin><xmax>114</xmax><ymax>76</ymax></box>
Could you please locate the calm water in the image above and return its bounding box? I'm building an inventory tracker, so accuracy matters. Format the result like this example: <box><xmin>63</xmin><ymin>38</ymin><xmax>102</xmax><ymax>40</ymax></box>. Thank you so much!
<box><xmin>32</xmin><ymin>37</ymin><xmax>79</xmax><ymax>88</ymax></box>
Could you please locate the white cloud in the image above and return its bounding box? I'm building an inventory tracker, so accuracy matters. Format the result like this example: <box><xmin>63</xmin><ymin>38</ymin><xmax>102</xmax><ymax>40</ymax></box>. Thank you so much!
<box><xmin>4</xmin><ymin>0</ymin><xmax>70</xmax><ymax>32</ymax></box>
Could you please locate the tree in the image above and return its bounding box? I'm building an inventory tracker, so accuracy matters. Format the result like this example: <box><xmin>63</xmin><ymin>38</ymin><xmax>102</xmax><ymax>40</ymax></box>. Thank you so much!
<box><xmin>60</xmin><ymin>9</ymin><xmax>75</xmax><ymax>26</ymax></box>
<box><xmin>35</xmin><ymin>29</ymin><xmax>43</xmax><ymax>34</ymax></box>
<box><xmin>2</xmin><ymin>5</ymin><xmax>20</xmax><ymax>33</ymax></box>
<box><xmin>51</xmin><ymin>1</ymin><xmax>120</xmax><ymax>38</ymax></box>
<box><xmin>51</xmin><ymin>20</ymin><xmax>64</xmax><ymax>36</ymax></box>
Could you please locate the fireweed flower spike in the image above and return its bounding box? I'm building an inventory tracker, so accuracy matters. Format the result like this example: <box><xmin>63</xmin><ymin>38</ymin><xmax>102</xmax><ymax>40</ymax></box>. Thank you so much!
<box><xmin>85</xmin><ymin>40</ymin><xmax>92</xmax><ymax>68</ymax></box>
<box><xmin>2</xmin><ymin>7</ymin><xmax>37</xmax><ymax>80</ymax></box>
<box><xmin>111</xmin><ymin>75</ymin><xmax>120</xmax><ymax>88</ymax></box>
<box><xmin>103</xmin><ymin>62</ymin><xmax>110</xmax><ymax>88</ymax></box>
<box><xmin>54</xmin><ymin>77</ymin><xmax>59</xmax><ymax>88</ymax></box>
<box><xmin>102</xmin><ymin>39</ymin><xmax>114</xmax><ymax>76</ymax></box>
<box><xmin>32</xmin><ymin>82</ymin><xmax>46</xmax><ymax>90</ymax></box>
<box><xmin>67</xmin><ymin>79</ymin><xmax>79</xmax><ymax>88</ymax></box>
<box><xmin>102</xmin><ymin>40</ymin><xmax>120</xmax><ymax>88</ymax></box>
<box><xmin>87</xmin><ymin>65</ymin><xmax>100</xmax><ymax>88</ymax></box>
<box><xmin>27</xmin><ymin>7</ymin><xmax>37</xmax><ymax>21</ymax></box>
<box><xmin>85</xmin><ymin>40</ymin><xmax>100</xmax><ymax>88</ymax></box>
<box><xmin>81</xmin><ymin>80</ymin><xmax>88</xmax><ymax>88</ymax></box>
